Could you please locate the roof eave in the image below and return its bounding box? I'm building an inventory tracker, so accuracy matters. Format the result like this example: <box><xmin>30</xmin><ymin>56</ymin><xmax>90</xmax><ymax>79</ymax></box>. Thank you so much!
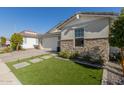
<box><xmin>56</xmin><ymin>13</ymin><xmax>118</xmax><ymax>30</ymax></box>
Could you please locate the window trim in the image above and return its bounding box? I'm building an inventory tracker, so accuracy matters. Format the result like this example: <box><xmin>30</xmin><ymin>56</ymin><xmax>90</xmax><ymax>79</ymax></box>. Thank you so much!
<box><xmin>74</xmin><ymin>27</ymin><xmax>84</xmax><ymax>48</ymax></box>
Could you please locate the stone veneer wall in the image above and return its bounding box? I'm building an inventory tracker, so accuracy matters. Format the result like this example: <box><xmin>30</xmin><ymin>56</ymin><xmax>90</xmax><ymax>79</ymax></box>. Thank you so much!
<box><xmin>60</xmin><ymin>38</ymin><xmax>109</xmax><ymax>62</ymax></box>
<box><xmin>60</xmin><ymin>40</ymin><xmax>74</xmax><ymax>51</ymax></box>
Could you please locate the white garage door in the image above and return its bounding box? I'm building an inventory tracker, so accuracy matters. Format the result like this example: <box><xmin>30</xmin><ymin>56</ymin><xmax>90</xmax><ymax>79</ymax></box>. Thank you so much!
<box><xmin>42</xmin><ymin>37</ymin><xmax>58</xmax><ymax>51</ymax></box>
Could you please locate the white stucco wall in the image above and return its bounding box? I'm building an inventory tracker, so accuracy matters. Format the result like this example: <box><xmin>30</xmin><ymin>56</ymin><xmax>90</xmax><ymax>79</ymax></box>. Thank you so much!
<box><xmin>42</xmin><ymin>36</ymin><xmax>59</xmax><ymax>51</ymax></box>
<box><xmin>61</xmin><ymin>16</ymin><xmax>110</xmax><ymax>40</ymax></box>
<box><xmin>22</xmin><ymin>37</ymin><xmax>38</xmax><ymax>49</ymax></box>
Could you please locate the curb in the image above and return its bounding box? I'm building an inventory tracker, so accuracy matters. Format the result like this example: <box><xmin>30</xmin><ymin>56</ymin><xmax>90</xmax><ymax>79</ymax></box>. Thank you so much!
<box><xmin>101</xmin><ymin>66</ymin><xmax>108</xmax><ymax>85</ymax></box>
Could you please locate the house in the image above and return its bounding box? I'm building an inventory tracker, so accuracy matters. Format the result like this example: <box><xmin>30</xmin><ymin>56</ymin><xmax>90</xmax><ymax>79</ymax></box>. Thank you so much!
<box><xmin>5</xmin><ymin>38</ymin><xmax>10</xmax><ymax>46</ymax></box>
<box><xmin>20</xmin><ymin>30</ymin><xmax>39</xmax><ymax>49</ymax></box>
<box><xmin>41</xmin><ymin>12</ymin><xmax>117</xmax><ymax>62</ymax></box>
<box><xmin>41</xmin><ymin>24</ymin><xmax>61</xmax><ymax>51</ymax></box>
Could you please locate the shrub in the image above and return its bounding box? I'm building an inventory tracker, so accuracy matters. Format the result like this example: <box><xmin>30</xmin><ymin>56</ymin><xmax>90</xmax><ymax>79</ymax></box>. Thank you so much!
<box><xmin>82</xmin><ymin>55</ymin><xmax>92</xmax><ymax>61</ymax></box>
<box><xmin>59</xmin><ymin>51</ymin><xmax>70</xmax><ymax>59</ymax></box>
<box><xmin>2</xmin><ymin>47</ymin><xmax>12</xmax><ymax>53</ymax></box>
<box><xmin>70</xmin><ymin>51</ymin><xmax>80</xmax><ymax>59</ymax></box>
<box><xmin>109</xmin><ymin>52</ymin><xmax>121</xmax><ymax>62</ymax></box>
<box><xmin>81</xmin><ymin>55</ymin><xmax>103</xmax><ymax>64</ymax></box>
<box><xmin>91</xmin><ymin>55</ymin><xmax>103</xmax><ymax>64</ymax></box>
<box><xmin>59</xmin><ymin>51</ymin><xmax>80</xmax><ymax>59</ymax></box>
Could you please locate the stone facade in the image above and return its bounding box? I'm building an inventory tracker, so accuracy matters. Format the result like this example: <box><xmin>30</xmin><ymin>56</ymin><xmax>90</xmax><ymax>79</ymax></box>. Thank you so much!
<box><xmin>60</xmin><ymin>38</ymin><xmax>109</xmax><ymax>62</ymax></box>
<box><xmin>60</xmin><ymin>40</ymin><xmax>74</xmax><ymax>51</ymax></box>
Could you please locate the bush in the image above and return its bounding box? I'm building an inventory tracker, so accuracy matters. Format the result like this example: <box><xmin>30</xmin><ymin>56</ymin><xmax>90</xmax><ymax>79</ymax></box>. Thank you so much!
<box><xmin>2</xmin><ymin>47</ymin><xmax>12</xmax><ymax>53</ymax></box>
<box><xmin>58</xmin><ymin>51</ymin><xmax>79</xmax><ymax>59</ymax></box>
<box><xmin>59</xmin><ymin>51</ymin><xmax>70</xmax><ymax>59</ymax></box>
<box><xmin>81</xmin><ymin>55</ymin><xmax>103</xmax><ymax>64</ymax></box>
<box><xmin>82</xmin><ymin>55</ymin><xmax>92</xmax><ymax>61</ymax></box>
<box><xmin>70</xmin><ymin>51</ymin><xmax>80</xmax><ymax>59</ymax></box>
<box><xmin>109</xmin><ymin>52</ymin><xmax>121</xmax><ymax>62</ymax></box>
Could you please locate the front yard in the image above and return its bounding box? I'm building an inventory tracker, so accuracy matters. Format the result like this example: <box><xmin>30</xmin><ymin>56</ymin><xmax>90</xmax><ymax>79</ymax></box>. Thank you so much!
<box><xmin>6</xmin><ymin>55</ymin><xmax>103</xmax><ymax>85</ymax></box>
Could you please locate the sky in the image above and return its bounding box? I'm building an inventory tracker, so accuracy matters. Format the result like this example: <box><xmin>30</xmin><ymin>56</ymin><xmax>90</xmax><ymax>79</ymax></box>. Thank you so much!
<box><xmin>0</xmin><ymin>7</ymin><xmax>122</xmax><ymax>38</ymax></box>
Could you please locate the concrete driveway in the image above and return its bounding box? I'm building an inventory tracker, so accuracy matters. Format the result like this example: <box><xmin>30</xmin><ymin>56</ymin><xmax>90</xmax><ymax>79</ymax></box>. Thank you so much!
<box><xmin>0</xmin><ymin>49</ymin><xmax>49</xmax><ymax>85</ymax></box>
<box><xmin>0</xmin><ymin>49</ymin><xmax>49</xmax><ymax>62</ymax></box>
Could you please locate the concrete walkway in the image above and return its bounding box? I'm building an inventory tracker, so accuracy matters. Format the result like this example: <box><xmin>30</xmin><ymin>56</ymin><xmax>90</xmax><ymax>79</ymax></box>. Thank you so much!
<box><xmin>102</xmin><ymin>62</ymin><xmax>124</xmax><ymax>85</ymax></box>
<box><xmin>0</xmin><ymin>60</ymin><xmax>21</xmax><ymax>85</ymax></box>
<box><xmin>0</xmin><ymin>49</ymin><xmax>49</xmax><ymax>62</ymax></box>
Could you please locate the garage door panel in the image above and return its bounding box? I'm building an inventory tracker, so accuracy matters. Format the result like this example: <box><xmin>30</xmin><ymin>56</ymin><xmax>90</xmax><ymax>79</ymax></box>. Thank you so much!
<box><xmin>42</xmin><ymin>37</ymin><xmax>58</xmax><ymax>51</ymax></box>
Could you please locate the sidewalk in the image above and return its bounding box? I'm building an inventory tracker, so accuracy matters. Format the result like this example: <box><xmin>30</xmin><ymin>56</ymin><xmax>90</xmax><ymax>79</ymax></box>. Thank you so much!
<box><xmin>0</xmin><ymin>60</ymin><xmax>21</xmax><ymax>85</ymax></box>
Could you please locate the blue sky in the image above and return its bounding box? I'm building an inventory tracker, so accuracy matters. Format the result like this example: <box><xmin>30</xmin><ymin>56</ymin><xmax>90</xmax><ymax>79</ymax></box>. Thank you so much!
<box><xmin>0</xmin><ymin>7</ymin><xmax>122</xmax><ymax>38</ymax></box>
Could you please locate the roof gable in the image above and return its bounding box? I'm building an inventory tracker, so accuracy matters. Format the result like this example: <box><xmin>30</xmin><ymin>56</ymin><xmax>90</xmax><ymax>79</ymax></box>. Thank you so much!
<box><xmin>57</xmin><ymin>12</ymin><xmax>118</xmax><ymax>30</ymax></box>
<box><xmin>46</xmin><ymin>12</ymin><xmax>118</xmax><ymax>34</ymax></box>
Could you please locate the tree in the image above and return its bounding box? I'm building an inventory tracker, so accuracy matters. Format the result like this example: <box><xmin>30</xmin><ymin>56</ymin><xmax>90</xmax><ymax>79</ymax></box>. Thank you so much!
<box><xmin>0</xmin><ymin>36</ymin><xmax>6</xmax><ymax>46</ymax></box>
<box><xmin>120</xmin><ymin>8</ymin><xmax>124</xmax><ymax>16</ymax></box>
<box><xmin>109</xmin><ymin>8</ymin><xmax>124</xmax><ymax>74</ymax></box>
<box><xmin>10</xmin><ymin>33</ymin><xmax>23</xmax><ymax>51</ymax></box>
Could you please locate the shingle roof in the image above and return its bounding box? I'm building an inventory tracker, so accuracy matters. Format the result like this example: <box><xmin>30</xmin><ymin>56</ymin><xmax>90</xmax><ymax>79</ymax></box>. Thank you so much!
<box><xmin>19</xmin><ymin>30</ymin><xmax>38</xmax><ymax>38</ymax></box>
<box><xmin>42</xmin><ymin>32</ymin><xmax>60</xmax><ymax>38</ymax></box>
<box><xmin>78</xmin><ymin>12</ymin><xmax>118</xmax><ymax>16</ymax></box>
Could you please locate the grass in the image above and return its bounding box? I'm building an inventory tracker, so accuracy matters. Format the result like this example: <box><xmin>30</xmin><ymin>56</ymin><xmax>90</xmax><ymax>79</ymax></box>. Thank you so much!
<box><xmin>6</xmin><ymin>56</ymin><xmax>103</xmax><ymax>85</ymax></box>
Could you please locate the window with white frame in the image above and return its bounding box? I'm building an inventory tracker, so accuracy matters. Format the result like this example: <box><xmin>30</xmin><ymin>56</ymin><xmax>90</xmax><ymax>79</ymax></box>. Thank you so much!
<box><xmin>75</xmin><ymin>28</ymin><xmax>84</xmax><ymax>47</ymax></box>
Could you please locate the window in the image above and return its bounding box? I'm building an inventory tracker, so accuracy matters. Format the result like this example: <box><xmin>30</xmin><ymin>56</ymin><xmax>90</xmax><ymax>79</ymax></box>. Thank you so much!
<box><xmin>75</xmin><ymin>28</ymin><xmax>84</xmax><ymax>47</ymax></box>
<box><xmin>75</xmin><ymin>28</ymin><xmax>84</xmax><ymax>38</ymax></box>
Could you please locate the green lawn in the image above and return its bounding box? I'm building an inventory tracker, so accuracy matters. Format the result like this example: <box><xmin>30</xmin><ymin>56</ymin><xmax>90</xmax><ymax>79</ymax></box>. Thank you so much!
<box><xmin>6</xmin><ymin>56</ymin><xmax>103</xmax><ymax>85</ymax></box>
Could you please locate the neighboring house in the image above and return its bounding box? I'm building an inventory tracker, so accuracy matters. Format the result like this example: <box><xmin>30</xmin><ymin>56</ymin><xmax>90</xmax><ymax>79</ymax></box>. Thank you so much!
<box><xmin>5</xmin><ymin>38</ymin><xmax>10</xmax><ymax>46</ymax></box>
<box><xmin>41</xmin><ymin>12</ymin><xmax>118</xmax><ymax>62</ymax></box>
<box><xmin>20</xmin><ymin>30</ymin><xmax>39</xmax><ymax>49</ymax></box>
